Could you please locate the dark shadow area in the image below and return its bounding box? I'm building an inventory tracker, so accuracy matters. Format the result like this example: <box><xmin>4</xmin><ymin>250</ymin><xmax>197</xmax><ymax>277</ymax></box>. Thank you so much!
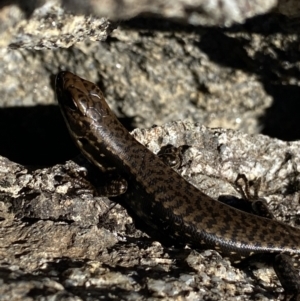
<box><xmin>197</xmin><ymin>29</ymin><xmax>258</xmax><ymax>72</ymax></box>
<box><xmin>260</xmin><ymin>83</ymin><xmax>300</xmax><ymax>140</ymax></box>
<box><xmin>0</xmin><ymin>105</ymin><xmax>78</xmax><ymax>166</ymax></box>
<box><xmin>123</xmin><ymin>14</ymin><xmax>298</xmax><ymax>35</ymax></box>
<box><xmin>0</xmin><ymin>105</ymin><xmax>135</xmax><ymax>167</ymax></box>
<box><xmin>227</xmin><ymin>13</ymin><xmax>298</xmax><ymax>35</ymax></box>
<box><xmin>121</xmin><ymin>15</ymin><xmax>197</xmax><ymax>33</ymax></box>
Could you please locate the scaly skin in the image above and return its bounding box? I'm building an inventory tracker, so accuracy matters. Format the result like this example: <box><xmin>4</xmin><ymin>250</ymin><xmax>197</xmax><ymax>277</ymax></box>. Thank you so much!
<box><xmin>55</xmin><ymin>71</ymin><xmax>300</xmax><ymax>259</ymax></box>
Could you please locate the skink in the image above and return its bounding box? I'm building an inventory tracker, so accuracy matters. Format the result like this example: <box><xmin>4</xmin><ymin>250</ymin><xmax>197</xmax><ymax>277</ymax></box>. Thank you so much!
<box><xmin>55</xmin><ymin>71</ymin><xmax>300</xmax><ymax>294</ymax></box>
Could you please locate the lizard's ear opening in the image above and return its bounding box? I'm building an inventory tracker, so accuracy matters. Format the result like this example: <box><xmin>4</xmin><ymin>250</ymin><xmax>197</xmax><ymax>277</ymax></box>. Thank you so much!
<box><xmin>78</xmin><ymin>137</ymin><xmax>89</xmax><ymax>147</ymax></box>
<box><xmin>59</xmin><ymin>90</ymin><xmax>78</xmax><ymax>112</ymax></box>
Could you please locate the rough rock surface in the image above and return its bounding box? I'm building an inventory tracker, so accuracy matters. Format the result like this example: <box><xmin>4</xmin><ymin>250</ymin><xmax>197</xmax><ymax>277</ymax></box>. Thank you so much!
<box><xmin>2</xmin><ymin>122</ymin><xmax>300</xmax><ymax>300</ymax></box>
<box><xmin>1</xmin><ymin>0</ymin><xmax>300</xmax><ymax>300</ymax></box>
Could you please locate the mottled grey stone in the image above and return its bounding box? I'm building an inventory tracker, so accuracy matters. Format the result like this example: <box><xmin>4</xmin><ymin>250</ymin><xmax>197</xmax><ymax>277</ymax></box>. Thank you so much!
<box><xmin>1</xmin><ymin>0</ymin><xmax>300</xmax><ymax>300</ymax></box>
